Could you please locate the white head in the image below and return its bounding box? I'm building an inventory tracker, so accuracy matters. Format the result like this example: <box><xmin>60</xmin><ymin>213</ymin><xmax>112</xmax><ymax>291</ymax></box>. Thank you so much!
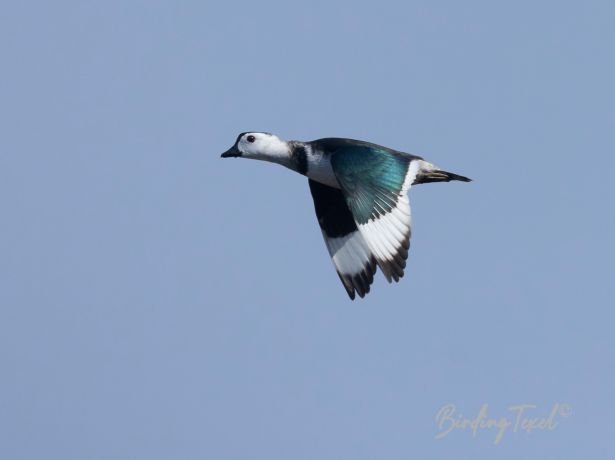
<box><xmin>220</xmin><ymin>132</ymin><xmax>290</xmax><ymax>166</ymax></box>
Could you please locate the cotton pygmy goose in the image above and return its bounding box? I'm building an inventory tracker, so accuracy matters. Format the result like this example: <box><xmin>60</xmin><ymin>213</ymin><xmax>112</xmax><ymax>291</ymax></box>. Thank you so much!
<box><xmin>221</xmin><ymin>132</ymin><xmax>471</xmax><ymax>300</ymax></box>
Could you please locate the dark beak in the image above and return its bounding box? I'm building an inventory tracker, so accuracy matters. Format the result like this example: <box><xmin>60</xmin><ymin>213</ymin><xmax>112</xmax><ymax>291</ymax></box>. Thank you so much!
<box><xmin>220</xmin><ymin>145</ymin><xmax>241</xmax><ymax>158</ymax></box>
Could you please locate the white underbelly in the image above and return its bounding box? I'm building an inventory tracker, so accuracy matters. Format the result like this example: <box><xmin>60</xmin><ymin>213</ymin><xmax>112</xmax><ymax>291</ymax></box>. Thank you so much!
<box><xmin>306</xmin><ymin>154</ymin><xmax>341</xmax><ymax>189</ymax></box>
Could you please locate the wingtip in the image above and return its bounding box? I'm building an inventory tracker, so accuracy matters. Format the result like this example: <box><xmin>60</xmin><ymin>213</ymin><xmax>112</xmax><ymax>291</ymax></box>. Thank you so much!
<box><xmin>338</xmin><ymin>273</ymin><xmax>356</xmax><ymax>300</ymax></box>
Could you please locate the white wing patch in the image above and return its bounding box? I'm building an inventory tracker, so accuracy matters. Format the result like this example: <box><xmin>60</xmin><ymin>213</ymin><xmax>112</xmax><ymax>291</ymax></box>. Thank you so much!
<box><xmin>356</xmin><ymin>162</ymin><xmax>418</xmax><ymax>282</ymax></box>
<box><xmin>322</xmin><ymin>230</ymin><xmax>376</xmax><ymax>298</ymax></box>
<box><xmin>324</xmin><ymin>230</ymin><xmax>372</xmax><ymax>275</ymax></box>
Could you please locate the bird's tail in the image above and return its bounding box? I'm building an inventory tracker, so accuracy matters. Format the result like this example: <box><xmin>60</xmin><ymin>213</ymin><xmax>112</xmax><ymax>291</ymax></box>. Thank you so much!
<box><xmin>412</xmin><ymin>160</ymin><xmax>472</xmax><ymax>185</ymax></box>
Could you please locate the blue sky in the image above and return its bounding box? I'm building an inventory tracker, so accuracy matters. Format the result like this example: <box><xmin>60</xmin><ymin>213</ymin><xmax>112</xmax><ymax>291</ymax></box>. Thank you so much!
<box><xmin>1</xmin><ymin>1</ymin><xmax>614</xmax><ymax>458</ymax></box>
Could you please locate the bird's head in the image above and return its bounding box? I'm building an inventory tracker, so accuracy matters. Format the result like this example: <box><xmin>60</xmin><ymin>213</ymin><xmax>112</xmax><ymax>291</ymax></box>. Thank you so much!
<box><xmin>220</xmin><ymin>132</ymin><xmax>290</xmax><ymax>165</ymax></box>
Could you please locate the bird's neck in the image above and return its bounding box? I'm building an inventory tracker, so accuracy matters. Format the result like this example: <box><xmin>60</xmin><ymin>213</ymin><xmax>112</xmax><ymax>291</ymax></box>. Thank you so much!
<box><xmin>287</xmin><ymin>141</ymin><xmax>310</xmax><ymax>176</ymax></box>
<box><xmin>255</xmin><ymin>138</ymin><xmax>293</xmax><ymax>168</ymax></box>
<box><xmin>259</xmin><ymin>140</ymin><xmax>317</xmax><ymax>178</ymax></box>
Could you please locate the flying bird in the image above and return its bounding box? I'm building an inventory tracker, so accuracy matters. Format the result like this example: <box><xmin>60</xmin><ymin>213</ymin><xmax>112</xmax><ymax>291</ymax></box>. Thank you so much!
<box><xmin>221</xmin><ymin>132</ymin><xmax>471</xmax><ymax>299</ymax></box>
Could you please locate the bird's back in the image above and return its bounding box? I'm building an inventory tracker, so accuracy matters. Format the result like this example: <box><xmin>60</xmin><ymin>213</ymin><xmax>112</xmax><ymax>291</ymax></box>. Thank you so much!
<box><xmin>310</xmin><ymin>137</ymin><xmax>423</xmax><ymax>162</ymax></box>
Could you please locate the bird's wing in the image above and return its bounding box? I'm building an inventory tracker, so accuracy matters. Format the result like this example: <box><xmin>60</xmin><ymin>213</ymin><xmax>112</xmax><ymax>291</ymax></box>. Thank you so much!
<box><xmin>329</xmin><ymin>145</ymin><xmax>416</xmax><ymax>283</ymax></box>
<box><xmin>308</xmin><ymin>179</ymin><xmax>377</xmax><ymax>300</ymax></box>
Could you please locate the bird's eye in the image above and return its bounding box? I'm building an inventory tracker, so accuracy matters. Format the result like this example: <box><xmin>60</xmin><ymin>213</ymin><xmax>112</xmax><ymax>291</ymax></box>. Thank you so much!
<box><xmin>247</xmin><ymin>135</ymin><xmax>256</xmax><ymax>143</ymax></box>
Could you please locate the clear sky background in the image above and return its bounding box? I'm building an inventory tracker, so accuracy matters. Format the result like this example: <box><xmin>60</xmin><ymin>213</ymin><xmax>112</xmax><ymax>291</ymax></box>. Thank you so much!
<box><xmin>1</xmin><ymin>1</ymin><xmax>614</xmax><ymax>459</ymax></box>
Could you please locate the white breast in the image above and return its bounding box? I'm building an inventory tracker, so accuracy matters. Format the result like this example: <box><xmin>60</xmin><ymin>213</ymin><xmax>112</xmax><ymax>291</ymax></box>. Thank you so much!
<box><xmin>305</xmin><ymin>147</ymin><xmax>340</xmax><ymax>189</ymax></box>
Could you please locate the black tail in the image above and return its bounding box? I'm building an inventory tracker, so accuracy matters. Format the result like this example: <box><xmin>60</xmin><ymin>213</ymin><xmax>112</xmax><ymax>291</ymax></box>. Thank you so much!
<box><xmin>413</xmin><ymin>169</ymin><xmax>472</xmax><ymax>185</ymax></box>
